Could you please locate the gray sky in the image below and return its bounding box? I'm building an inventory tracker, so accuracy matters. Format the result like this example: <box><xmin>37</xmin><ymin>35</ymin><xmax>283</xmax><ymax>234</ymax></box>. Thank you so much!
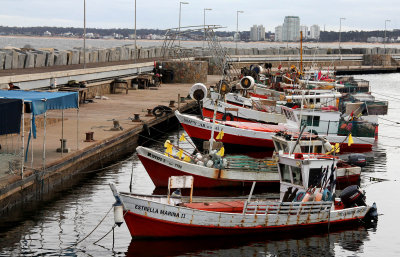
<box><xmin>0</xmin><ymin>0</ymin><xmax>398</xmax><ymax>32</ymax></box>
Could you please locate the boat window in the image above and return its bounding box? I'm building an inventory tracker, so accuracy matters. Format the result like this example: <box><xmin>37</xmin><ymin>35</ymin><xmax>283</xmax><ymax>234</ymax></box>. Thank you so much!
<box><xmin>275</xmin><ymin>142</ymin><xmax>282</xmax><ymax>151</ymax></box>
<box><xmin>308</xmin><ymin>168</ymin><xmax>323</xmax><ymax>187</ymax></box>
<box><xmin>302</xmin><ymin>115</ymin><xmax>320</xmax><ymax>127</ymax></box>
<box><xmin>279</xmin><ymin>164</ymin><xmax>291</xmax><ymax>183</ymax></box>
<box><xmin>314</xmin><ymin>145</ymin><xmax>322</xmax><ymax>153</ymax></box>
<box><xmin>300</xmin><ymin>145</ymin><xmax>311</xmax><ymax>153</ymax></box>
<box><xmin>291</xmin><ymin>166</ymin><xmax>302</xmax><ymax>185</ymax></box>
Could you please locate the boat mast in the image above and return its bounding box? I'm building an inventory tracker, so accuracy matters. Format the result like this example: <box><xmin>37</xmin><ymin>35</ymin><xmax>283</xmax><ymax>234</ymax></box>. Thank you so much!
<box><xmin>300</xmin><ymin>31</ymin><xmax>303</xmax><ymax>78</ymax></box>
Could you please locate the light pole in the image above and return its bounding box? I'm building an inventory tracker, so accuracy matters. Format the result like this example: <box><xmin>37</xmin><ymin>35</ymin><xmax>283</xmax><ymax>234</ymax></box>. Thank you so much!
<box><xmin>236</xmin><ymin>10</ymin><xmax>244</xmax><ymax>54</ymax></box>
<box><xmin>178</xmin><ymin>1</ymin><xmax>189</xmax><ymax>47</ymax></box>
<box><xmin>338</xmin><ymin>17</ymin><xmax>345</xmax><ymax>56</ymax></box>
<box><xmin>384</xmin><ymin>19</ymin><xmax>391</xmax><ymax>52</ymax></box>
<box><xmin>203</xmin><ymin>8</ymin><xmax>212</xmax><ymax>48</ymax></box>
<box><xmin>83</xmin><ymin>0</ymin><xmax>86</xmax><ymax>68</ymax></box>
<box><xmin>134</xmin><ymin>0</ymin><xmax>137</xmax><ymax>62</ymax></box>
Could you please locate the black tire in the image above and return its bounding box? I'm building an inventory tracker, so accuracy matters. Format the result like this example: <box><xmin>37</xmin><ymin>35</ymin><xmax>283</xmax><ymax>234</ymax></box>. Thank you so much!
<box><xmin>222</xmin><ymin>112</ymin><xmax>234</xmax><ymax>121</ymax></box>
<box><xmin>152</xmin><ymin>106</ymin><xmax>164</xmax><ymax>117</ymax></box>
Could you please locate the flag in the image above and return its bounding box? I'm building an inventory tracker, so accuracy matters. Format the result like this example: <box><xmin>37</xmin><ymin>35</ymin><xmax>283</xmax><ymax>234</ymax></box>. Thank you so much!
<box><xmin>318</xmin><ymin>71</ymin><xmax>322</xmax><ymax>80</ymax></box>
<box><xmin>164</xmin><ymin>140</ymin><xmax>173</xmax><ymax>155</ymax></box>
<box><xmin>183</xmin><ymin>155</ymin><xmax>191</xmax><ymax>162</ymax></box>
<box><xmin>348</xmin><ymin>133</ymin><xmax>354</xmax><ymax>146</ymax></box>
<box><xmin>335</xmin><ymin>143</ymin><xmax>340</xmax><ymax>153</ymax></box>
<box><xmin>179</xmin><ymin>133</ymin><xmax>186</xmax><ymax>142</ymax></box>
<box><xmin>216</xmin><ymin>147</ymin><xmax>225</xmax><ymax>157</ymax></box>
<box><xmin>216</xmin><ymin>130</ymin><xmax>224</xmax><ymax>140</ymax></box>
<box><xmin>177</xmin><ymin>149</ymin><xmax>183</xmax><ymax>159</ymax></box>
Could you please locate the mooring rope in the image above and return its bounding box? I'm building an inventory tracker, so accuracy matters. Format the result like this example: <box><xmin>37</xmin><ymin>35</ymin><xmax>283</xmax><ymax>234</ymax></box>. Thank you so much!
<box><xmin>63</xmin><ymin>205</ymin><xmax>113</xmax><ymax>249</ymax></box>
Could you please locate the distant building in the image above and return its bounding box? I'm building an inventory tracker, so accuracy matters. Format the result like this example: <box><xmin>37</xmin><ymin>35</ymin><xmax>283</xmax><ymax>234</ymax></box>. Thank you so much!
<box><xmin>43</xmin><ymin>31</ymin><xmax>51</xmax><ymax>36</ymax></box>
<box><xmin>250</xmin><ymin>25</ymin><xmax>265</xmax><ymax>41</ymax></box>
<box><xmin>282</xmin><ymin>16</ymin><xmax>300</xmax><ymax>41</ymax></box>
<box><xmin>274</xmin><ymin>25</ymin><xmax>283</xmax><ymax>42</ymax></box>
<box><xmin>234</xmin><ymin>32</ymin><xmax>241</xmax><ymax>41</ymax></box>
<box><xmin>300</xmin><ymin>25</ymin><xmax>308</xmax><ymax>39</ymax></box>
<box><xmin>367</xmin><ymin>37</ymin><xmax>384</xmax><ymax>43</ymax></box>
<box><xmin>309</xmin><ymin>24</ymin><xmax>320</xmax><ymax>40</ymax></box>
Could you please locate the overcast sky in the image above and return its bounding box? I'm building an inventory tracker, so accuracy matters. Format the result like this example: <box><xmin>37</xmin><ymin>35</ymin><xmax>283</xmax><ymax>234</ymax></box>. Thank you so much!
<box><xmin>0</xmin><ymin>0</ymin><xmax>398</xmax><ymax>32</ymax></box>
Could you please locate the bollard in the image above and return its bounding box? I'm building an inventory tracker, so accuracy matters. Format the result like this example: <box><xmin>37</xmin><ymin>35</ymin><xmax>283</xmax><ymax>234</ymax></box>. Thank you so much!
<box><xmin>84</xmin><ymin>132</ymin><xmax>94</xmax><ymax>142</ymax></box>
<box><xmin>133</xmin><ymin>113</ymin><xmax>142</xmax><ymax>121</ymax></box>
<box><xmin>57</xmin><ymin>138</ymin><xmax>70</xmax><ymax>152</ymax></box>
<box><xmin>169</xmin><ymin>100</ymin><xmax>175</xmax><ymax>107</ymax></box>
<box><xmin>145</xmin><ymin>109</ymin><xmax>153</xmax><ymax>117</ymax></box>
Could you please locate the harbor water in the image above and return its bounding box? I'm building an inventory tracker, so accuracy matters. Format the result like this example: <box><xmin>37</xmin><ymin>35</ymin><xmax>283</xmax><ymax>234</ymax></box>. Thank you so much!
<box><xmin>1</xmin><ymin>73</ymin><xmax>400</xmax><ymax>256</ymax></box>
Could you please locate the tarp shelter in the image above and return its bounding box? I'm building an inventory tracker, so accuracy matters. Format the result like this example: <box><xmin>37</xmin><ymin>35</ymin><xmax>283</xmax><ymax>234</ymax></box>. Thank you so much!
<box><xmin>0</xmin><ymin>99</ymin><xmax>22</xmax><ymax>135</ymax></box>
<box><xmin>0</xmin><ymin>90</ymin><xmax>79</xmax><ymax>177</ymax></box>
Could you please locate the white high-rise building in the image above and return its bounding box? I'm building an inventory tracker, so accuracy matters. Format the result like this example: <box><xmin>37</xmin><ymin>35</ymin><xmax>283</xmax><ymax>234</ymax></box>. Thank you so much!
<box><xmin>257</xmin><ymin>25</ymin><xmax>266</xmax><ymax>41</ymax></box>
<box><xmin>250</xmin><ymin>25</ymin><xmax>258</xmax><ymax>41</ymax></box>
<box><xmin>275</xmin><ymin>25</ymin><xmax>283</xmax><ymax>42</ymax></box>
<box><xmin>310</xmin><ymin>24</ymin><xmax>321</xmax><ymax>40</ymax></box>
<box><xmin>250</xmin><ymin>25</ymin><xmax>265</xmax><ymax>41</ymax></box>
<box><xmin>300</xmin><ymin>25</ymin><xmax>308</xmax><ymax>39</ymax></box>
<box><xmin>282</xmin><ymin>16</ymin><xmax>300</xmax><ymax>41</ymax></box>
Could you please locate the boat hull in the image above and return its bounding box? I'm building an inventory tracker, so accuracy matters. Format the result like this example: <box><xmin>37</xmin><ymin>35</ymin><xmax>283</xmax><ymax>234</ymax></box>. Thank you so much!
<box><xmin>119</xmin><ymin>193</ymin><xmax>370</xmax><ymax>238</ymax></box>
<box><xmin>124</xmin><ymin>210</ymin><xmax>363</xmax><ymax>238</ymax></box>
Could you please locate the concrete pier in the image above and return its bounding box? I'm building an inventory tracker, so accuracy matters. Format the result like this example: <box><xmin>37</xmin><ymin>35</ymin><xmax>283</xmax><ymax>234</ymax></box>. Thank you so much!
<box><xmin>0</xmin><ymin>74</ymin><xmax>220</xmax><ymax>214</ymax></box>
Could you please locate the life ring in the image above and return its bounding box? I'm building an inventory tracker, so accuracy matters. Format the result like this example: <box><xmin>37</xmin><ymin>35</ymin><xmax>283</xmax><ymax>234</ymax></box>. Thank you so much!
<box><xmin>222</xmin><ymin>112</ymin><xmax>235</xmax><ymax>121</ymax></box>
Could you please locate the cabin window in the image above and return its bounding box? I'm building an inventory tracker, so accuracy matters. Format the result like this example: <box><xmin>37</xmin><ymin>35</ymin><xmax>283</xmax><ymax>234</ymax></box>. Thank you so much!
<box><xmin>275</xmin><ymin>142</ymin><xmax>282</xmax><ymax>151</ymax></box>
<box><xmin>308</xmin><ymin>168</ymin><xmax>323</xmax><ymax>187</ymax></box>
<box><xmin>302</xmin><ymin>115</ymin><xmax>320</xmax><ymax>127</ymax></box>
<box><xmin>279</xmin><ymin>164</ymin><xmax>291</xmax><ymax>183</ymax></box>
<box><xmin>300</xmin><ymin>145</ymin><xmax>311</xmax><ymax>153</ymax></box>
<box><xmin>291</xmin><ymin>166</ymin><xmax>302</xmax><ymax>185</ymax></box>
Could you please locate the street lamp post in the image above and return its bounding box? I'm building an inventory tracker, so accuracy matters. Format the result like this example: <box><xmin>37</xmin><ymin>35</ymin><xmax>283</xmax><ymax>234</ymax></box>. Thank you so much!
<box><xmin>134</xmin><ymin>0</ymin><xmax>137</xmax><ymax>62</ymax></box>
<box><xmin>338</xmin><ymin>17</ymin><xmax>346</xmax><ymax>56</ymax></box>
<box><xmin>236</xmin><ymin>10</ymin><xmax>244</xmax><ymax>54</ymax></box>
<box><xmin>83</xmin><ymin>0</ymin><xmax>86</xmax><ymax>69</ymax></box>
<box><xmin>203</xmin><ymin>8</ymin><xmax>212</xmax><ymax>48</ymax></box>
<box><xmin>178</xmin><ymin>1</ymin><xmax>189</xmax><ymax>47</ymax></box>
<box><xmin>384</xmin><ymin>19</ymin><xmax>391</xmax><ymax>52</ymax></box>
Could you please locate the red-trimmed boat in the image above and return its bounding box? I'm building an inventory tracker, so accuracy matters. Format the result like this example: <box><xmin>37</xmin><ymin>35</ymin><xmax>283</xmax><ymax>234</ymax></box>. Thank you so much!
<box><xmin>109</xmin><ymin>155</ymin><xmax>377</xmax><ymax>238</ymax></box>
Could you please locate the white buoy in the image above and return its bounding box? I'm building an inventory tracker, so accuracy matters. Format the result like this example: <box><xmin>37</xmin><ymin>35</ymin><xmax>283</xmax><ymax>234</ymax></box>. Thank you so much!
<box><xmin>196</xmin><ymin>153</ymin><xmax>203</xmax><ymax>160</ymax></box>
<box><xmin>113</xmin><ymin>203</ymin><xmax>124</xmax><ymax>227</ymax></box>
<box><xmin>206</xmin><ymin>160</ymin><xmax>214</xmax><ymax>167</ymax></box>
<box><xmin>197</xmin><ymin>161</ymin><xmax>204</xmax><ymax>166</ymax></box>
<box><xmin>222</xmin><ymin>158</ymin><xmax>228</xmax><ymax>168</ymax></box>
<box><xmin>323</xmin><ymin>140</ymin><xmax>333</xmax><ymax>152</ymax></box>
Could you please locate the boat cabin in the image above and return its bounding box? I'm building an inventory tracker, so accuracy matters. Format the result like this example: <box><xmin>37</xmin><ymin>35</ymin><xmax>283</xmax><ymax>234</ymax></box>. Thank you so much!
<box><xmin>277</xmin><ymin>152</ymin><xmax>338</xmax><ymax>200</ymax></box>
<box><xmin>272</xmin><ymin>132</ymin><xmax>332</xmax><ymax>154</ymax></box>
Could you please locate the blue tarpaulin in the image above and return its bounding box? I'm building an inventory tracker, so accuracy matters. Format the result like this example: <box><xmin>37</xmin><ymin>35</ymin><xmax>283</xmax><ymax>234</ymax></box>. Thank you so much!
<box><xmin>0</xmin><ymin>99</ymin><xmax>22</xmax><ymax>135</ymax></box>
<box><xmin>0</xmin><ymin>90</ymin><xmax>78</xmax><ymax>115</ymax></box>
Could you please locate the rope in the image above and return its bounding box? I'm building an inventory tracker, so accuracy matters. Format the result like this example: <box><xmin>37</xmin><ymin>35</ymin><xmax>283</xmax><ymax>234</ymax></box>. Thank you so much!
<box><xmin>64</xmin><ymin>205</ymin><xmax>113</xmax><ymax>249</ymax></box>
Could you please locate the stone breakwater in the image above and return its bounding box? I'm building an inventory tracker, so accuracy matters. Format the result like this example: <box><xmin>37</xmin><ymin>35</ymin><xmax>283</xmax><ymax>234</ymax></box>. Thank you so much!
<box><xmin>1</xmin><ymin>44</ymin><xmax>400</xmax><ymax>70</ymax></box>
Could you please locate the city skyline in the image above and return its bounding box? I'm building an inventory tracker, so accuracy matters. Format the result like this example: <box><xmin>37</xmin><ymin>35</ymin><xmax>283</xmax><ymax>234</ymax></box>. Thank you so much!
<box><xmin>0</xmin><ymin>0</ymin><xmax>398</xmax><ymax>32</ymax></box>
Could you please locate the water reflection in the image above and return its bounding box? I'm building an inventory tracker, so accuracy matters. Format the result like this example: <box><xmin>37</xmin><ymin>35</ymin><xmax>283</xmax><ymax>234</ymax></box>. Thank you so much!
<box><xmin>126</xmin><ymin>224</ymin><xmax>375</xmax><ymax>257</ymax></box>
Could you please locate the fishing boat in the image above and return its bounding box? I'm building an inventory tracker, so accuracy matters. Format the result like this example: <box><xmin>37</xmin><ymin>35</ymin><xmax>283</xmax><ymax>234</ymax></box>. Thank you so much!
<box><xmin>109</xmin><ymin>160</ymin><xmax>377</xmax><ymax>238</ymax></box>
<box><xmin>136</xmin><ymin>145</ymin><xmax>279</xmax><ymax>189</ymax></box>
<box><xmin>272</xmin><ymin>131</ymin><xmax>361</xmax><ymax>186</ymax></box>
<box><xmin>176</xmin><ymin>108</ymin><xmax>376</xmax><ymax>153</ymax></box>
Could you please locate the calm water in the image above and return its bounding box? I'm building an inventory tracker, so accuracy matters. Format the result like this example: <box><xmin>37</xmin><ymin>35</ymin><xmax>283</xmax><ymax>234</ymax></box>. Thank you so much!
<box><xmin>1</xmin><ymin>74</ymin><xmax>400</xmax><ymax>256</ymax></box>
<box><xmin>1</xmin><ymin>36</ymin><xmax>400</xmax><ymax>50</ymax></box>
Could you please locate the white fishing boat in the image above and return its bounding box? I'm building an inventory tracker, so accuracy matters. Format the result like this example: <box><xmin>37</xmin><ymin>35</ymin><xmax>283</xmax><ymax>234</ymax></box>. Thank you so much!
<box><xmin>109</xmin><ymin>161</ymin><xmax>377</xmax><ymax>238</ymax></box>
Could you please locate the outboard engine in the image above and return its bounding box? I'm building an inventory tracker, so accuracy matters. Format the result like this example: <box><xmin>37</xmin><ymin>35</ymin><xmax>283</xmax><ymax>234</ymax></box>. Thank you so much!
<box><xmin>340</xmin><ymin>185</ymin><xmax>366</xmax><ymax>208</ymax></box>
<box><xmin>347</xmin><ymin>153</ymin><xmax>367</xmax><ymax>167</ymax></box>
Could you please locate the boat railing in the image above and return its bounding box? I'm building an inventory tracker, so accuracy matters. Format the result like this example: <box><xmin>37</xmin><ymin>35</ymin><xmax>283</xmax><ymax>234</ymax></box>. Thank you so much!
<box><xmin>244</xmin><ymin>201</ymin><xmax>332</xmax><ymax>215</ymax></box>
